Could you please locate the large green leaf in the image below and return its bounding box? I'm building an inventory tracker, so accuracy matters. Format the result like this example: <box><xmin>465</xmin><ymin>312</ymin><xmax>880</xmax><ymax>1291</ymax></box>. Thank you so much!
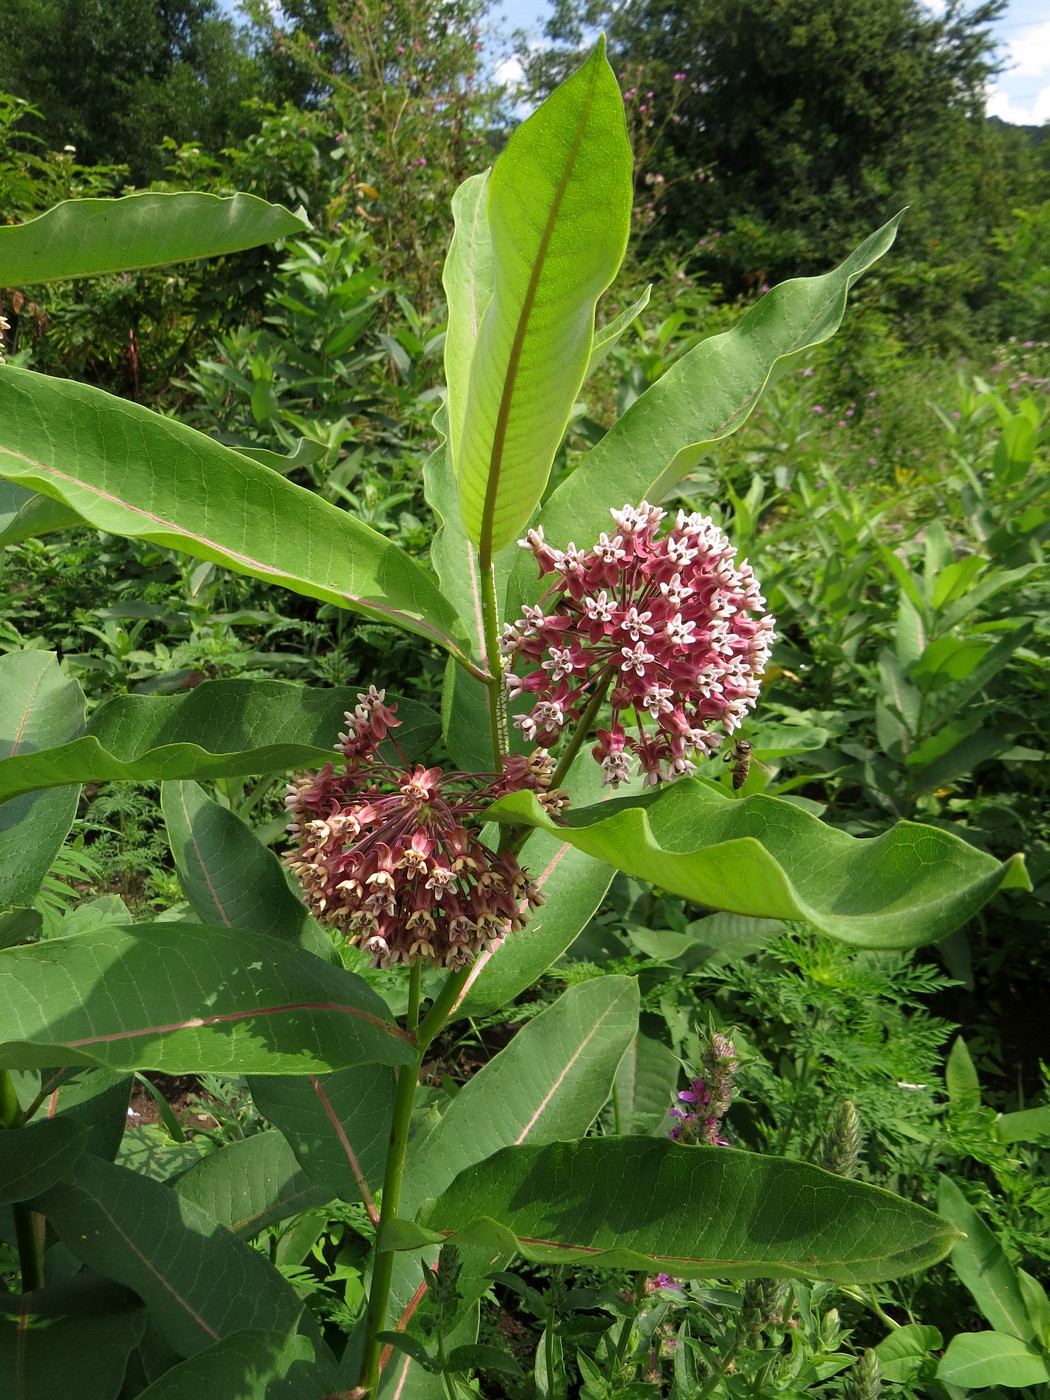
<box><xmin>135</xmin><ymin>1327</ymin><xmax>338</xmax><ymax>1400</ymax></box>
<box><xmin>38</xmin><ymin>1066</ymin><xmax>132</xmax><ymax>1161</ymax></box>
<box><xmin>509</xmin><ymin>214</ymin><xmax>902</xmax><ymax>608</ymax></box>
<box><xmin>161</xmin><ymin>780</ymin><xmax>326</xmax><ymax>955</ymax></box>
<box><xmin>455</xmin><ymin>39</ymin><xmax>632</xmax><ymax>555</ymax></box>
<box><xmin>0</xmin><ymin>922</ymin><xmax>414</xmax><ymax>1074</ymax></box>
<box><xmin>0</xmin><ymin>651</ymin><xmax>84</xmax><ymax>910</ymax></box>
<box><xmin>134</xmin><ymin>1330</ymin><xmax>342</xmax><ymax>1400</ymax></box>
<box><xmin>402</xmin><ymin>976</ymin><xmax>639</xmax><ymax>1221</ymax></box>
<box><xmin>486</xmin><ymin>782</ymin><xmax>1029</xmax><ymax>949</ymax></box>
<box><xmin>173</xmin><ymin>1131</ymin><xmax>330</xmax><ymax>1239</ymax></box>
<box><xmin>613</xmin><ymin>1032</ymin><xmax>681</xmax><ymax>1136</ymax></box>
<box><xmin>0</xmin><ymin>479</ymin><xmax>85</xmax><ymax>546</ymax></box>
<box><xmin>937</xmin><ymin>1331</ymin><xmax>1050</xmax><ymax>1388</ymax></box>
<box><xmin>35</xmin><ymin>1153</ymin><xmax>312</xmax><ymax>1358</ymax></box>
<box><xmin>939</xmin><ymin>1175</ymin><xmax>1036</xmax><ymax>1342</ymax></box>
<box><xmin>0</xmin><ymin>677</ymin><xmax>439</xmax><ymax>804</ymax></box>
<box><xmin>415</xmin><ymin>1138</ymin><xmax>959</xmax><ymax>1283</ymax></box>
<box><xmin>442</xmin><ymin>171</ymin><xmax>493</xmax><ymax>469</ymax></box>
<box><xmin>0</xmin><ymin>1276</ymin><xmax>146</xmax><ymax>1400</ymax></box>
<box><xmin>0</xmin><ymin>1116</ymin><xmax>88</xmax><ymax>1204</ymax></box>
<box><xmin>1</xmin><ymin>192</ymin><xmax>308</xmax><ymax>285</ymax></box>
<box><xmin>247</xmin><ymin>1066</ymin><xmax>395</xmax><ymax>1213</ymax></box>
<box><xmin>0</xmin><ymin>368</ymin><xmax>471</xmax><ymax>663</ymax></box>
<box><xmin>455</xmin><ymin>828</ymin><xmax>614</xmax><ymax>1020</ymax></box>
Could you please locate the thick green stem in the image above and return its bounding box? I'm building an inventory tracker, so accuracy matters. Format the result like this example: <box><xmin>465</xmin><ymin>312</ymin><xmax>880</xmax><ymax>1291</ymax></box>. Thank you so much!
<box><xmin>479</xmin><ymin>555</ymin><xmax>507</xmax><ymax>770</ymax></box>
<box><xmin>1</xmin><ymin>1071</ymin><xmax>45</xmax><ymax>1292</ymax></box>
<box><xmin>550</xmin><ymin>663</ymin><xmax>616</xmax><ymax>791</ymax></box>
<box><xmin>358</xmin><ymin>964</ymin><xmax>472</xmax><ymax>1394</ymax></box>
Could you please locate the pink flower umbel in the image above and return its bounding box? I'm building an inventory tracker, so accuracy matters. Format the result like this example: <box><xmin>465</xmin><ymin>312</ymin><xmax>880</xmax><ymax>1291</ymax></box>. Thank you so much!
<box><xmin>503</xmin><ymin>503</ymin><xmax>775</xmax><ymax>786</ymax></box>
<box><xmin>284</xmin><ymin>687</ymin><xmax>546</xmax><ymax>969</ymax></box>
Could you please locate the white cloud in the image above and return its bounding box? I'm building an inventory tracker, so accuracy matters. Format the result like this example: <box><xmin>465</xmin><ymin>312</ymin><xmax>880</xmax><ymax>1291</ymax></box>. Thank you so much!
<box><xmin>987</xmin><ymin>81</ymin><xmax>1050</xmax><ymax>125</ymax></box>
<box><xmin>998</xmin><ymin>19</ymin><xmax>1050</xmax><ymax>80</ymax></box>
<box><xmin>494</xmin><ymin>55</ymin><xmax>526</xmax><ymax>88</ymax></box>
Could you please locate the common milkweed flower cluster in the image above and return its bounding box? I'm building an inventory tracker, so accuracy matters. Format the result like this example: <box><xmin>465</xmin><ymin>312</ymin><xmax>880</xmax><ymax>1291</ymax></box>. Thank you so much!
<box><xmin>502</xmin><ymin>502</ymin><xmax>775</xmax><ymax>786</ymax></box>
<box><xmin>284</xmin><ymin>687</ymin><xmax>550</xmax><ymax>969</ymax></box>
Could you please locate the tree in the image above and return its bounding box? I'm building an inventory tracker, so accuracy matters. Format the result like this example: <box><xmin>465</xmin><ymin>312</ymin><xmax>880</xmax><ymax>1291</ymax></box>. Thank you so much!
<box><xmin>0</xmin><ymin>0</ymin><xmax>272</xmax><ymax>182</ymax></box>
<box><xmin>527</xmin><ymin>0</ymin><xmax>1007</xmax><ymax>291</ymax></box>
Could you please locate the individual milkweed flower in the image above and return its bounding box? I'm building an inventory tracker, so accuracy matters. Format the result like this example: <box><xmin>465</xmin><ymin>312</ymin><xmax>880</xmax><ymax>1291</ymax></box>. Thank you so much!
<box><xmin>284</xmin><ymin>687</ymin><xmax>548</xmax><ymax>969</ymax></box>
<box><xmin>503</xmin><ymin>503</ymin><xmax>775</xmax><ymax>786</ymax></box>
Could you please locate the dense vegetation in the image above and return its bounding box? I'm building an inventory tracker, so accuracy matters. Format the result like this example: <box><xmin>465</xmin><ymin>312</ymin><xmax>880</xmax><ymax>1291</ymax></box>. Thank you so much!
<box><xmin>0</xmin><ymin>1</ymin><xmax>1048</xmax><ymax>1396</ymax></box>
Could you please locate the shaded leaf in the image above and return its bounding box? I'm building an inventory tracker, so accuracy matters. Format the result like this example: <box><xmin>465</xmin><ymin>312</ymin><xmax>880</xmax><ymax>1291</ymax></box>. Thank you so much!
<box><xmin>0</xmin><ymin>1116</ymin><xmax>88</xmax><ymax>1204</ymax></box>
<box><xmin>939</xmin><ymin>1176</ymin><xmax>1035</xmax><ymax>1341</ymax></box>
<box><xmin>0</xmin><ymin>652</ymin><xmax>84</xmax><ymax>909</ymax></box>
<box><xmin>134</xmin><ymin>1329</ymin><xmax>340</xmax><ymax>1400</ymax></box>
<box><xmin>173</xmin><ymin>1131</ymin><xmax>330</xmax><ymax>1239</ymax></box>
<box><xmin>0</xmin><ymin>1275</ymin><xmax>146</xmax><ymax>1400</ymax></box>
<box><xmin>417</xmin><ymin>1138</ymin><xmax>960</xmax><ymax>1283</ymax></box>
<box><xmin>486</xmin><ymin>782</ymin><xmax>1029</xmax><ymax>949</ymax></box>
<box><xmin>35</xmin><ymin>1154</ymin><xmax>312</xmax><ymax>1358</ymax></box>
<box><xmin>613</xmin><ymin>1032</ymin><xmax>680</xmax><ymax>1135</ymax></box>
<box><xmin>39</xmin><ymin>1065</ymin><xmax>132</xmax><ymax>1161</ymax></box>
<box><xmin>0</xmin><ymin>922</ymin><xmax>414</xmax><ymax>1074</ymax></box>
<box><xmin>0</xmin><ymin>480</ymin><xmax>84</xmax><ymax>546</ymax></box>
<box><xmin>0</xmin><ymin>678</ymin><xmax>439</xmax><ymax>804</ymax></box>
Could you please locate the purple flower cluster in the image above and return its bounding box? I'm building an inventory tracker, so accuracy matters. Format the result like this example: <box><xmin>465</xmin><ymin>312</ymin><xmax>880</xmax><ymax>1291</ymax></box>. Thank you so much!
<box><xmin>284</xmin><ymin>688</ymin><xmax>547</xmax><ymax>969</ymax></box>
<box><xmin>502</xmin><ymin>503</ymin><xmax>775</xmax><ymax>787</ymax></box>
<box><xmin>669</xmin><ymin>1033</ymin><xmax>739</xmax><ymax>1146</ymax></box>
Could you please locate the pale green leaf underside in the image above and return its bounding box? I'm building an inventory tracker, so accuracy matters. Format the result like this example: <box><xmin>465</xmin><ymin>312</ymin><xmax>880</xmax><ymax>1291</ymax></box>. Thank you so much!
<box><xmin>442</xmin><ymin>171</ymin><xmax>493</xmax><ymax>468</ymax></box>
<box><xmin>486</xmin><ymin>781</ymin><xmax>1028</xmax><ymax>948</ymax></box>
<box><xmin>416</xmin><ymin>1139</ymin><xmax>960</xmax><ymax>1283</ymax></box>
<box><xmin>1</xmin><ymin>191</ymin><xmax>308</xmax><ymax>285</ymax></box>
<box><xmin>0</xmin><ymin>676</ymin><xmax>439</xmax><ymax>804</ymax></box>
<box><xmin>937</xmin><ymin>1331</ymin><xmax>1050</xmax><ymax>1387</ymax></box>
<box><xmin>0</xmin><ymin>368</ymin><xmax>470</xmax><ymax>662</ymax></box>
<box><xmin>456</xmin><ymin>40</ymin><xmax>632</xmax><ymax>554</ymax></box>
<box><xmin>516</xmin><ymin>214</ymin><xmax>903</xmax><ymax>603</ymax></box>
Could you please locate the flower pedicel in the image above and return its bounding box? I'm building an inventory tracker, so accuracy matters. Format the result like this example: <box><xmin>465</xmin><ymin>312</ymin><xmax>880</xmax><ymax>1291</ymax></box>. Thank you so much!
<box><xmin>503</xmin><ymin>502</ymin><xmax>775</xmax><ymax>786</ymax></box>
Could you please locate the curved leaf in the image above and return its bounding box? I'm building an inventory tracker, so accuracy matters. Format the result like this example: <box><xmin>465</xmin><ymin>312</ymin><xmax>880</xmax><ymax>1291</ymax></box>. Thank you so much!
<box><xmin>442</xmin><ymin>171</ymin><xmax>493</xmax><ymax>468</ymax></box>
<box><xmin>173</xmin><ymin>1131</ymin><xmax>330</xmax><ymax>1239</ymax></box>
<box><xmin>0</xmin><ymin>1276</ymin><xmax>146</xmax><ymax>1400</ymax></box>
<box><xmin>1</xmin><ymin>192</ymin><xmax>308</xmax><ymax>285</ymax></box>
<box><xmin>416</xmin><ymin>1138</ymin><xmax>960</xmax><ymax>1284</ymax></box>
<box><xmin>0</xmin><ymin>677</ymin><xmax>439</xmax><ymax>804</ymax></box>
<box><xmin>35</xmin><ymin>1154</ymin><xmax>312</xmax><ymax>1358</ymax></box>
<box><xmin>162</xmin><ymin>779</ymin><xmax>328</xmax><ymax>956</ymax></box>
<box><xmin>486</xmin><ymin>782</ymin><xmax>1029</xmax><ymax>949</ymax></box>
<box><xmin>0</xmin><ymin>922</ymin><xmax>414</xmax><ymax>1074</ymax></box>
<box><xmin>456</xmin><ymin>39</ymin><xmax>632</xmax><ymax>554</ymax></box>
<box><xmin>0</xmin><ymin>651</ymin><xmax>84</xmax><ymax>909</ymax></box>
<box><xmin>0</xmin><ymin>1116</ymin><xmax>88</xmax><ymax>1204</ymax></box>
<box><xmin>403</xmin><ymin>976</ymin><xmax>639</xmax><ymax>1220</ymax></box>
<box><xmin>247</xmin><ymin>1067</ymin><xmax>395</xmax><ymax>1215</ymax></box>
<box><xmin>133</xmin><ymin>1329</ymin><xmax>341</xmax><ymax>1400</ymax></box>
<box><xmin>0</xmin><ymin>368</ymin><xmax>471</xmax><ymax>663</ymax></box>
<box><xmin>510</xmin><ymin>214</ymin><xmax>902</xmax><ymax>608</ymax></box>
<box><xmin>939</xmin><ymin>1175</ymin><xmax>1035</xmax><ymax>1341</ymax></box>
<box><xmin>0</xmin><ymin>480</ymin><xmax>85</xmax><ymax>545</ymax></box>
<box><xmin>937</xmin><ymin>1331</ymin><xmax>1050</xmax><ymax>1387</ymax></box>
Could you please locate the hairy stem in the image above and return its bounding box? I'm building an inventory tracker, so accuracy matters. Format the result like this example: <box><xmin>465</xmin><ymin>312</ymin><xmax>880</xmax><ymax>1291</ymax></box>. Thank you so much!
<box><xmin>479</xmin><ymin>555</ymin><xmax>507</xmax><ymax>770</ymax></box>
<box><xmin>550</xmin><ymin>663</ymin><xmax>616</xmax><ymax>790</ymax></box>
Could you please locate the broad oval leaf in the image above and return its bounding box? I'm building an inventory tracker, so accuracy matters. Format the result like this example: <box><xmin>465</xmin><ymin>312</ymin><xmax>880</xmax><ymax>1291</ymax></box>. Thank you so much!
<box><xmin>35</xmin><ymin>1154</ymin><xmax>313</xmax><ymax>1358</ymax></box>
<box><xmin>247</xmin><ymin>1066</ymin><xmax>395</xmax><ymax>1214</ymax></box>
<box><xmin>456</xmin><ymin>39</ymin><xmax>632</xmax><ymax>555</ymax></box>
<box><xmin>939</xmin><ymin>1175</ymin><xmax>1035</xmax><ymax>1342</ymax></box>
<box><xmin>0</xmin><ymin>368</ymin><xmax>471</xmax><ymax>664</ymax></box>
<box><xmin>417</xmin><ymin>1138</ymin><xmax>960</xmax><ymax>1284</ymax></box>
<box><xmin>133</xmin><ymin>1329</ymin><xmax>342</xmax><ymax>1400</ymax></box>
<box><xmin>486</xmin><ymin>782</ymin><xmax>1029</xmax><ymax>949</ymax></box>
<box><xmin>937</xmin><ymin>1331</ymin><xmax>1050</xmax><ymax>1387</ymax></box>
<box><xmin>509</xmin><ymin>214</ymin><xmax>902</xmax><ymax>610</ymax></box>
<box><xmin>0</xmin><ymin>1116</ymin><xmax>88</xmax><ymax>1204</ymax></box>
<box><xmin>1</xmin><ymin>191</ymin><xmax>308</xmax><ymax>285</ymax></box>
<box><xmin>403</xmin><ymin>976</ymin><xmax>639</xmax><ymax>1220</ymax></box>
<box><xmin>0</xmin><ymin>677</ymin><xmax>439</xmax><ymax>804</ymax></box>
<box><xmin>0</xmin><ymin>651</ymin><xmax>84</xmax><ymax>909</ymax></box>
<box><xmin>173</xmin><ymin>1131</ymin><xmax>331</xmax><ymax>1239</ymax></box>
<box><xmin>0</xmin><ymin>1275</ymin><xmax>146</xmax><ymax>1400</ymax></box>
<box><xmin>0</xmin><ymin>922</ymin><xmax>414</xmax><ymax>1074</ymax></box>
<box><xmin>162</xmin><ymin>779</ymin><xmax>327</xmax><ymax>956</ymax></box>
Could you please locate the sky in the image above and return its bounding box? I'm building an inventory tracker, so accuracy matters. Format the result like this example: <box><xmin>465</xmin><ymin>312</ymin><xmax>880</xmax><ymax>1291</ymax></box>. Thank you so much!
<box><xmin>487</xmin><ymin>0</ymin><xmax>1050</xmax><ymax>126</ymax></box>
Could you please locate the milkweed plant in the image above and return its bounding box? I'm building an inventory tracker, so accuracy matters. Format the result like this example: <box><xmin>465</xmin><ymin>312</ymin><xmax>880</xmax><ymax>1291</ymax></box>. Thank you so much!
<box><xmin>0</xmin><ymin>37</ymin><xmax>1030</xmax><ymax>1400</ymax></box>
